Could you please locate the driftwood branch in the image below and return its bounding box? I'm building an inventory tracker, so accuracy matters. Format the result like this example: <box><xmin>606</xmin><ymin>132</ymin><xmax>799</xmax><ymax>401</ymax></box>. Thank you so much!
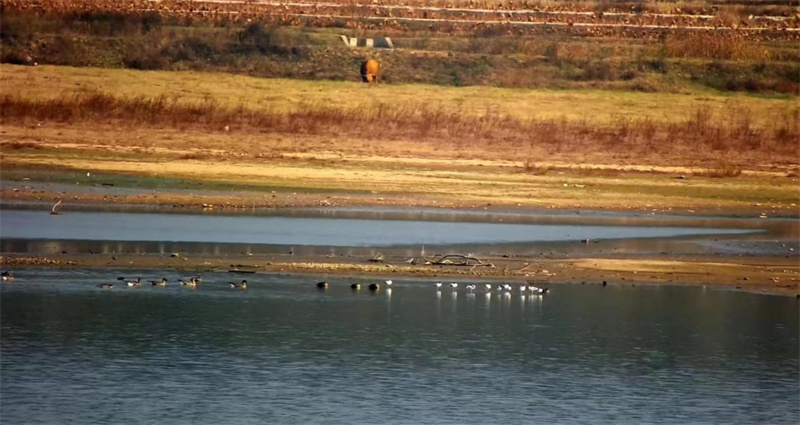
<box><xmin>425</xmin><ymin>254</ymin><xmax>494</xmax><ymax>268</ymax></box>
<box><xmin>508</xmin><ymin>262</ymin><xmax>534</xmax><ymax>272</ymax></box>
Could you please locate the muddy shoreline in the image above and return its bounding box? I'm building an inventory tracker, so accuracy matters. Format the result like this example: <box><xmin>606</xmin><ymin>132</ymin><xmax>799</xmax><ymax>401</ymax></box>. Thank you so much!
<box><xmin>2</xmin><ymin>251</ymin><xmax>798</xmax><ymax>296</ymax></box>
<box><xmin>2</xmin><ymin>182</ymin><xmax>798</xmax><ymax>296</ymax></box>
<box><xmin>2</xmin><ymin>176</ymin><xmax>798</xmax><ymax>219</ymax></box>
<box><xmin>2</xmin><ymin>217</ymin><xmax>798</xmax><ymax>297</ymax></box>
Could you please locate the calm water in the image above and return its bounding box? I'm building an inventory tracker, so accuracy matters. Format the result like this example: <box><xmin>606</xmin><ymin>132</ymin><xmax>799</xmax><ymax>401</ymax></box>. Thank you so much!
<box><xmin>0</xmin><ymin>210</ymin><xmax>757</xmax><ymax>246</ymax></box>
<box><xmin>2</xmin><ymin>269</ymin><xmax>798</xmax><ymax>424</ymax></box>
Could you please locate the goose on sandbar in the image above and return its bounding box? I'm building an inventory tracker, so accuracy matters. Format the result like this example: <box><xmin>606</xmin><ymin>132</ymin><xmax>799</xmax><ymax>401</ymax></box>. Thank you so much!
<box><xmin>230</xmin><ymin>280</ymin><xmax>247</xmax><ymax>289</ymax></box>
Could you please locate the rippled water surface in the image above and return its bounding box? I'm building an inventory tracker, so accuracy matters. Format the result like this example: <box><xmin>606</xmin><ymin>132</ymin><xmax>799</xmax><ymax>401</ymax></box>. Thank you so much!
<box><xmin>2</xmin><ymin>269</ymin><xmax>798</xmax><ymax>424</ymax></box>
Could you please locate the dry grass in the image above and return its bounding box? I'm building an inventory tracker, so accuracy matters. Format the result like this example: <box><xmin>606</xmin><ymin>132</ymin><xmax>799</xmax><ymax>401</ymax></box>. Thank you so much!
<box><xmin>2</xmin><ymin>141</ymin><xmax>43</xmax><ymax>150</ymax></box>
<box><xmin>694</xmin><ymin>162</ymin><xmax>745</xmax><ymax>178</ymax></box>
<box><xmin>2</xmin><ymin>65</ymin><xmax>795</xmax><ymax>127</ymax></box>
<box><xmin>1</xmin><ymin>64</ymin><xmax>797</xmax><ymax>214</ymax></box>
<box><xmin>2</xmin><ymin>89</ymin><xmax>797</xmax><ymax>164</ymax></box>
<box><xmin>664</xmin><ymin>31</ymin><xmax>771</xmax><ymax>61</ymax></box>
<box><xmin>522</xmin><ymin>160</ymin><xmax>553</xmax><ymax>175</ymax></box>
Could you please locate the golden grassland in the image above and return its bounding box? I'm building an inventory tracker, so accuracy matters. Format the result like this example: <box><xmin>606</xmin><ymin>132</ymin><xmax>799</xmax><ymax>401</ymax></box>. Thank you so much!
<box><xmin>2</xmin><ymin>65</ymin><xmax>795</xmax><ymax>126</ymax></box>
<box><xmin>0</xmin><ymin>64</ymin><xmax>798</xmax><ymax>216</ymax></box>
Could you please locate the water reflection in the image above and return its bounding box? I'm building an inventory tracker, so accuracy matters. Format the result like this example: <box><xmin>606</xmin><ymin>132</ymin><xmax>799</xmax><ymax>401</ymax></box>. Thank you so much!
<box><xmin>1</xmin><ymin>270</ymin><xmax>798</xmax><ymax>424</ymax></box>
<box><xmin>0</xmin><ymin>209</ymin><xmax>767</xmax><ymax>248</ymax></box>
<box><xmin>4</xmin><ymin>201</ymin><xmax>796</xmax><ymax>228</ymax></box>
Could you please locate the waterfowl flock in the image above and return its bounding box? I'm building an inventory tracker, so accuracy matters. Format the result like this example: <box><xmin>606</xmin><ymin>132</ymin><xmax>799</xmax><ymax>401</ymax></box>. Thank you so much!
<box><xmin>310</xmin><ymin>280</ymin><xmax>552</xmax><ymax>296</ymax></box>
<box><xmin>1</xmin><ymin>271</ymin><xmax>555</xmax><ymax>297</ymax></box>
<box><xmin>435</xmin><ymin>281</ymin><xmax>551</xmax><ymax>295</ymax></box>
<box><xmin>97</xmin><ymin>276</ymin><xmax>206</xmax><ymax>289</ymax></box>
<box><xmin>97</xmin><ymin>277</ymin><xmax>550</xmax><ymax>294</ymax></box>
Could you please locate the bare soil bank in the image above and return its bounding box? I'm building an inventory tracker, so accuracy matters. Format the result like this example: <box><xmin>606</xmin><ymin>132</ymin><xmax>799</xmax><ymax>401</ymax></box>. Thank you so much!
<box><xmin>2</xmin><ymin>251</ymin><xmax>798</xmax><ymax>296</ymax></box>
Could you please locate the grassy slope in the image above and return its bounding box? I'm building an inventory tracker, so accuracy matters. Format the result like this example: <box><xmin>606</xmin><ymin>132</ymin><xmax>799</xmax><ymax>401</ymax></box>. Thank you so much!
<box><xmin>0</xmin><ymin>65</ymin><xmax>798</xmax><ymax>215</ymax></box>
<box><xmin>1</xmin><ymin>64</ymin><xmax>795</xmax><ymax>126</ymax></box>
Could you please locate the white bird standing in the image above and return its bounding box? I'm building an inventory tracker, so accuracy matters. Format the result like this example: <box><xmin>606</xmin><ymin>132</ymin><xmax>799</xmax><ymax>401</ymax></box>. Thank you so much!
<box><xmin>50</xmin><ymin>199</ymin><xmax>62</xmax><ymax>215</ymax></box>
<box><xmin>449</xmin><ymin>282</ymin><xmax>458</xmax><ymax>289</ymax></box>
<box><xmin>385</xmin><ymin>280</ymin><xmax>393</xmax><ymax>286</ymax></box>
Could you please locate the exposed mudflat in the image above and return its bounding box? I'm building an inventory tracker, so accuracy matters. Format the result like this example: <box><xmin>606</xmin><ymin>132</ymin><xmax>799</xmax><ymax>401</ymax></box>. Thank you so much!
<box><xmin>2</xmin><ymin>201</ymin><xmax>797</xmax><ymax>296</ymax></box>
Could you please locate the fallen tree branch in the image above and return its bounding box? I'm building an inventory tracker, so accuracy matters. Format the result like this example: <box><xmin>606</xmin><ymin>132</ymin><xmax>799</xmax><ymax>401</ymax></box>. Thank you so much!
<box><xmin>425</xmin><ymin>254</ymin><xmax>493</xmax><ymax>267</ymax></box>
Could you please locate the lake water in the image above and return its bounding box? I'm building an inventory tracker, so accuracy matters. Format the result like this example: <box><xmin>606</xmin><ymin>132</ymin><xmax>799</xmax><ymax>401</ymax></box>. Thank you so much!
<box><xmin>0</xmin><ymin>209</ymin><xmax>758</xmax><ymax>246</ymax></box>
<box><xmin>2</xmin><ymin>269</ymin><xmax>798</xmax><ymax>424</ymax></box>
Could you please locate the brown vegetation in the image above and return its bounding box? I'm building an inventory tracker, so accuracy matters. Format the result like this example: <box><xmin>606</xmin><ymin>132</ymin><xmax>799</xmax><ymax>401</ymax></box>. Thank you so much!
<box><xmin>1</xmin><ymin>90</ymin><xmax>797</xmax><ymax>163</ymax></box>
<box><xmin>2</xmin><ymin>2</ymin><xmax>797</xmax><ymax>94</ymax></box>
